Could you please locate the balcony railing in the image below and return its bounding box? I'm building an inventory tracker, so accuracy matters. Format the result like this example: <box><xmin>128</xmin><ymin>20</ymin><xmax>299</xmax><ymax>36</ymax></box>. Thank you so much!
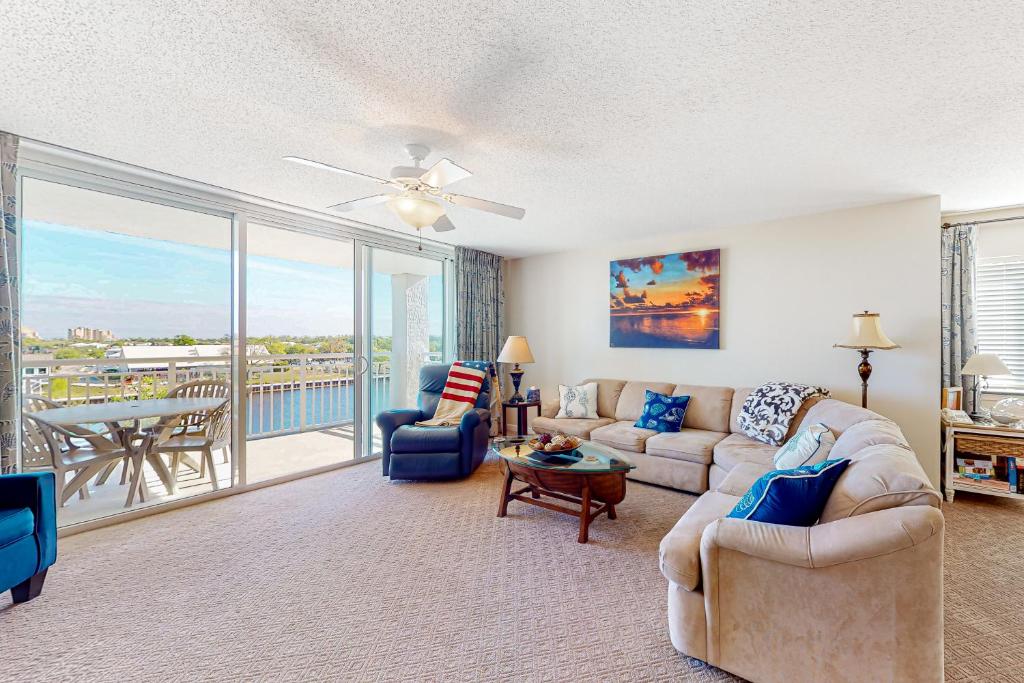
<box><xmin>21</xmin><ymin>351</ymin><xmax>441</xmax><ymax>439</ymax></box>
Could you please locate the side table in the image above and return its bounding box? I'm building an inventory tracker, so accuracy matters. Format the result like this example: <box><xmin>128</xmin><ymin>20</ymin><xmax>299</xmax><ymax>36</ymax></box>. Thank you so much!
<box><xmin>502</xmin><ymin>400</ymin><xmax>541</xmax><ymax>437</ymax></box>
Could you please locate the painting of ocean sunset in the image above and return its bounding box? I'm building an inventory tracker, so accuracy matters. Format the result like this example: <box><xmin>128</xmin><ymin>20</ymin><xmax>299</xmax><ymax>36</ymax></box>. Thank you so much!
<box><xmin>610</xmin><ymin>248</ymin><xmax>720</xmax><ymax>349</ymax></box>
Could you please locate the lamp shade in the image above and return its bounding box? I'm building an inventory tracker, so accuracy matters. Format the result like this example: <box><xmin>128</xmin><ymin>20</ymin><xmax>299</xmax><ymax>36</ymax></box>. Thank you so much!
<box><xmin>387</xmin><ymin>191</ymin><xmax>445</xmax><ymax>229</ymax></box>
<box><xmin>961</xmin><ymin>353</ymin><xmax>1010</xmax><ymax>376</ymax></box>
<box><xmin>497</xmin><ymin>336</ymin><xmax>535</xmax><ymax>364</ymax></box>
<box><xmin>834</xmin><ymin>311</ymin><xmax>900</xmax><ymax>350</ymax></box>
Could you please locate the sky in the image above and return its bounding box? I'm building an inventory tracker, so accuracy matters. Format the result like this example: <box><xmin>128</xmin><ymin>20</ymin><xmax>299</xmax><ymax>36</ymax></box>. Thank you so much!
<box><xmin>609</xmin><ymin>250</ymin><xmax>720</xmax><ymax>311</ymax></box>
<box><xmin>22</xmin><ymin>221</ymin><xmax>444</xmax><ymax>339</ymax></box>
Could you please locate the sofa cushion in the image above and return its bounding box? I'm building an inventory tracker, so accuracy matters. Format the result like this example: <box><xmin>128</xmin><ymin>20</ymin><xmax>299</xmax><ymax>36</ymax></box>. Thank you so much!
<box><xmin>614</xmin><ymin>381</ymin><xmax>676</xmax><ymax>422</ymax></box>
<box><xmin>635</xmin><ymin>390</ymin><xmax>690</xmax><ymax>432</ymax></box>
<box><xmin>645</xmin><ymin>428</ymin><xmax>729</xmax><ymax>465</ymax></box>
<box><xmin>712</xmin><ymin>433</ymin><xmax>778</xmax><ymax>471</ymax></box>
<box><xmin>829</xmin><ymin>418</ymin><xmax>909</xmax><ymax>459</ymax></box>
<box><xmin>0</xmin><ymin>507</ymin><xmax>35</xmax><ymax>547</ymax></box>
<box><xmin>801</xmin><ymin>398</ymin><xmax>887</xmax><ymax>436</ymax></box>
<box><xmin>673</xmin><ymin>384</ymin><xmax>733</xmax><ymax>433</ymax></box>
<box><xmin>727</xmin><ymin>458</ymin><xmax>851</xmax><ymax>526</ymax></box>
<box><xmin>591</xmin><ymin>421</ymin><xmax>659</xmax><ymax>453</ymax></box>
<box><xmin>581</xmin><ymin>378</ymin><xmax>628</xmax><ymax>419</ymax></box>
<box><xmin>819</xmin><ymin>444</ymin><xmax>941</xmax><ymax>523</ymax></box>
<box><xmin>531</xmin><ymin>416</ymin><xmax>615</xmax><ymax>439</ymax></box>
<box><xmin>659</xmin><ymin>491</ymin><xmax>739</xmax><ymax>590</ymax></box>
<box><xmin>556</xmin><ymin>382</ymin><xmax>599</xmax><ymax>419</ymax></box>
<box><xmin>716</xmin><ymin>461</ymin><xmax>772</xmax><ymax>496</ymax></box>
<box><xmin>628</xmin><ymin>451</ymin><xmax>709</xmax><ymax>493</ymax></box>
<box><xmin>391</xmin><ymin>425</ymin><xmax>461</xmax><ymax>453</ymax></box>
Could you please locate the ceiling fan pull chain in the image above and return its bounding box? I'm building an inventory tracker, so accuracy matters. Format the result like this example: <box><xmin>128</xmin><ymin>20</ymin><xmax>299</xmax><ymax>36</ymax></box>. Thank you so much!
<box><xmin>418</xmin><ymin>229</ymin><xmax>423</xmax><ymax>251</ymax></box>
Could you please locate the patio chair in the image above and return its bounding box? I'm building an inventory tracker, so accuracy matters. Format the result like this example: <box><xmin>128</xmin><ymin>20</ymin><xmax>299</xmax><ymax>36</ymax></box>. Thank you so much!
<box><xmin>21</xmin><ymin>413</ymin><xmax>129</xmax><ymax>507</ymax></box>
<box><xmin>159</xmin><ymin>378</ymin><xmax>232</xmax><ymax>469</ymax></box>
<box><xmin>150</xmin><ymin>400</ymin><xmax>231</xmax><ymax>491</ymax></box>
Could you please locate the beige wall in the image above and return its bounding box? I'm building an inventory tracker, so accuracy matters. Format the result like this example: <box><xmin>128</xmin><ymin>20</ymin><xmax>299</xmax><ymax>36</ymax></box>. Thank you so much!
<box><xmin>505</xmin><ymin>197</ymin><xmax>943</xmax><ymax>484</ymax></box>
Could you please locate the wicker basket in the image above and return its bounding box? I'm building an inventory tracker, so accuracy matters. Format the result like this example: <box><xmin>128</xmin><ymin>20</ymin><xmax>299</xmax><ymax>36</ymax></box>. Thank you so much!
<box><xmin>956</xmin><ymin>434</ymin><xmax>1024</xmax><ymax>458</ymax></box>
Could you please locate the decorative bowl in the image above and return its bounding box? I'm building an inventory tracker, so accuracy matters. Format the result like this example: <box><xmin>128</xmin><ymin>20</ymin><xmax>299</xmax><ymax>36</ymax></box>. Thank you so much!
<box><xmin>527</xmin><ymin>434</ymin><xmax>582</xmax><ymax>455</ymax></box>
<box><xmin>991</xmin><ymin>397</ymin><xmax>1024</xmax><ymax>425</ymax></box>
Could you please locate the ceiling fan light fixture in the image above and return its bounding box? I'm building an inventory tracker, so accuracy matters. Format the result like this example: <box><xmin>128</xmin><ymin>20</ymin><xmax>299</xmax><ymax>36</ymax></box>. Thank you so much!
<box><xmin>387</xmin><ymin>191</ymin><xmax>445</xmax><ymax>229</ymax></box>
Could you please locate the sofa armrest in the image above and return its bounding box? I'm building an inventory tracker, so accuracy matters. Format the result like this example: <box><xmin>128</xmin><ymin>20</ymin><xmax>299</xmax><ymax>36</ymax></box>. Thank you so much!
<box><xmin>0</xmin><ymin>473</ymin><xmax>57</xmax><ymax>570</ymax></box>
<box><xmin>375</xmin><ymin>409</ymin><xmax>424</xmax><ymax>475</ymax></box>
<box><xmin>700</xmin><ymin>504</ymin><xmax>943</xmax><ymax>569</ymax></box>
<box><xmin>460</xmin><ymin>408</ymin><xmax>491</xmax><ymax>474</ymax></box>
<box><xmin>540</xmin><ymin>399</ymin><xmax>560</xmax><ymax>418</ymax></box>
<box><xmin>697</xmin><ymin>506</ymin><xmax>945</xmax><ymax>681</ymax></box>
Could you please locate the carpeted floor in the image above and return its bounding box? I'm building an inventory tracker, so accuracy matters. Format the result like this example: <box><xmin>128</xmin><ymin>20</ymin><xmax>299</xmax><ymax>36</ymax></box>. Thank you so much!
<box><xmin>0</xmin><ymin>456</ymin><xmax>1020</xmax><ymax>682</ymax></box>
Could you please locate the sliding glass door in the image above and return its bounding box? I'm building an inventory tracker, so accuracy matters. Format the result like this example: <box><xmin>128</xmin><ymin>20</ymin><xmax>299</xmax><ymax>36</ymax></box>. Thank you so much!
<box><xmin>363</xmin><ymin>246</ymin><xmax>446</xmax><ymax>457</ymax></box>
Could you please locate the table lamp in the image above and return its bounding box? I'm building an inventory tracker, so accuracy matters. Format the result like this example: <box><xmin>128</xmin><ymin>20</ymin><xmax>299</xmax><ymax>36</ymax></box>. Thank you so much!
<box><xmin>497</xmin><ymin>336</ymin><xmax>535</xmax><ymax>404</ymax></box>
<box><xmin>834</xmin><ymin>311</ymin><xmax>900</xmax><ymax>408</ymax></box>
<box><xmin>961</xmin><ymin>352</ymin><xmax>1010</xmax><ymax>418</ymax></box>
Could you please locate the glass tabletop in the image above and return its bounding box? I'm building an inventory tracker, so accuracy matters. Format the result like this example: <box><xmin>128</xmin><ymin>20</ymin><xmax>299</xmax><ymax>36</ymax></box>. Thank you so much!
<box><xmin>493</xmin><ymin>439</ymin><xmax>635</xmax><ymax>472</ymax></box>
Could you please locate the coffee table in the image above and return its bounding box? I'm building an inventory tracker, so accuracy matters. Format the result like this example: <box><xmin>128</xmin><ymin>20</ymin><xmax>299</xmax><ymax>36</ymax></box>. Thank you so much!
<box><xmin>494</xmin><ymin>439</ymin><xmax>635</xmax><ymax>543</ymax></box>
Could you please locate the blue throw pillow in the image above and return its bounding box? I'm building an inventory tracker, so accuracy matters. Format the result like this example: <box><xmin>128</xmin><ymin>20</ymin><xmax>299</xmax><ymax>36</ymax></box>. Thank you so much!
<box><xmin>727</xmin><ymin>458</ymin><xmax>851</xmax><ymax>526</ymax></box>
<box><xmin>634</xmin><ymin>390</ymin><xmax>690</xmax><ymax>433</ymax></box>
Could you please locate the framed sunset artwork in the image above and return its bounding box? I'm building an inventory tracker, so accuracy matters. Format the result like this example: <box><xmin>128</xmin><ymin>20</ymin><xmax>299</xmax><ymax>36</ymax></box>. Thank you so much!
<box><xmin>609</xmin><ymin>248</ymin><xmax>721</xmax><ymax>349</ymax></box>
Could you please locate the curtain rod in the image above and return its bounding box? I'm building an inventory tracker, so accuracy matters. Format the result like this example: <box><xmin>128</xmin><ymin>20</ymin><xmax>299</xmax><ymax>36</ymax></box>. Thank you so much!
<box><xmin>942</xmin><ymin>215</ymin><xmax>1024</xmax><ymax>229</ymax></box>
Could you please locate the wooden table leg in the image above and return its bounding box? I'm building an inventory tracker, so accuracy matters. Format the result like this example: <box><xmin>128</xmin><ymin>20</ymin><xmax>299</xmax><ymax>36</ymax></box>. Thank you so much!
<box><xmin>578</xmin><ymin>480</ymin><xmax>592</xmax><ymax>544</ymax></box>
<box><xmin>608</xmin><ymin>504</ymin><xmax>617</xmax><ymax>520</ymax></box>
<box><xmin>497</xmin><ymin>463</ymin><xmax>514</xmax><ymax>517</ymax></box>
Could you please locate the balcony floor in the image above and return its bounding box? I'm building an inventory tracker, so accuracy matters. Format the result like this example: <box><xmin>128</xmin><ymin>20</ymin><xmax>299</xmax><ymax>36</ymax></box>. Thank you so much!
<box><xmin>55</xmin><ymin>426</ymin><xmax>373</xmax><ymax>528</ymax></box>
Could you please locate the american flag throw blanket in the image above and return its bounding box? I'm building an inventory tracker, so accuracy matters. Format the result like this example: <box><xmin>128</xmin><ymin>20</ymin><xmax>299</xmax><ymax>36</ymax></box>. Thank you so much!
<box><xmin>416</xmin><ymin>361</ymin><xmax>490</xmax><ymax>427</ymax></box>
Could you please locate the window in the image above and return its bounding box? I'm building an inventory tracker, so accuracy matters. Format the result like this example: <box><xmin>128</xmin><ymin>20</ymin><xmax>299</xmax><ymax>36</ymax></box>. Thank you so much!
<box><xmin>976</xmin><ymin>255</ymin><xmax>1024</xmax><ymax>392</ymax></box>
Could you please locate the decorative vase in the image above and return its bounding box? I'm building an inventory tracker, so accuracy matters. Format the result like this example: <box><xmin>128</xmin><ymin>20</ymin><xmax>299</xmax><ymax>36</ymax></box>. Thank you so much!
<box><xmin>990</xmin><ymin>397</ymin><xmax>1024</xmax><ymax>425</ymax></box>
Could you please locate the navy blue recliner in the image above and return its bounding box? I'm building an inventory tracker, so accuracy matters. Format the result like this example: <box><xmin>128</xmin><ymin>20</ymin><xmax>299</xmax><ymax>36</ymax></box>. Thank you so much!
<box><xmin>376</xmin><ymin>364</ymin><xmax>492</xmax><ymax>480</ymax></box>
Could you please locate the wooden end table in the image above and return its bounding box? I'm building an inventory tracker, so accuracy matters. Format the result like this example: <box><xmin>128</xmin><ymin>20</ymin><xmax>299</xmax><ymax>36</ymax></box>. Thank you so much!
<box><xmin>502</xmin><ymin>400</ymin><xmax>541</xmax><ymax>437</ymax></box>
<box><xmin>494</xmin><ymin>440</ymin><xmax>635</xmax><ymax>543</ymax></box>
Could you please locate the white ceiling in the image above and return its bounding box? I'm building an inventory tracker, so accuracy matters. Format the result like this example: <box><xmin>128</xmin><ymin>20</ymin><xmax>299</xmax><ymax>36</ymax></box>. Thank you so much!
<box><xmin>3</xmin><ymin>2</ymin><xmax>1023</xmax><ymax>258</ymax></box>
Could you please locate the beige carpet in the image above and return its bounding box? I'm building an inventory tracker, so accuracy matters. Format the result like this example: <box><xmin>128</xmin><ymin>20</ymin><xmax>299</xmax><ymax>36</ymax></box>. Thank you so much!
<box><xmin>0</xmin><ymin>456</ymin><xmax>1019</xmax><ymax>682</ymax></box>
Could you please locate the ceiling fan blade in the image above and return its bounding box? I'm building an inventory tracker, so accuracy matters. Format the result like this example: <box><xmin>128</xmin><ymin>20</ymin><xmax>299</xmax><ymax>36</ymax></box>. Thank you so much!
<box><xmin>283</xmin><ymin>156</ymin><xmax>392</xmax><ymax>185</ymax></box>
<box><xmin>326</xmin><ymin>194</ymin><xmax>391</xmax><ymax>212</ymax></box>
<box><xmin>420</xmin><ymin>158</ymin><xmax>472</xmax><ymax>188</ymax></box>
<box><xmin>444</xmin><ymin>193</ymin><xmax>525</xmax><ymax>220</ymax></box>
<box><xmin>432</xmin><ymin>215</ymin><xmax>456</xmax><ymax>232</ymax></box>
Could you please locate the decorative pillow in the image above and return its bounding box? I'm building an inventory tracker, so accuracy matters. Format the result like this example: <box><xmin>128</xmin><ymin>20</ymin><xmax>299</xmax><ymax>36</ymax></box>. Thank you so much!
<box><xmin>634</xmin><ymin>390</ymin><xmax>690</xmax><ymax>433</ymax></box>
<box><xmin>773</xmin><ymin>423</ymin><xmax>836</xmax><ymax>469</ymax></box>
<box><xmin>556</xmin><ymin>382</ymin><xmax>599</xmax><ymax>419</ymax></box>
<box><xmin>738</xmin><ymin>382</ymin><xmax>831</xmax><ymax>446</ymax></box>
<box><xmin>727</xmin><ymin>458</ymin><xmax>851</xmax><ymax>526</ymax></box>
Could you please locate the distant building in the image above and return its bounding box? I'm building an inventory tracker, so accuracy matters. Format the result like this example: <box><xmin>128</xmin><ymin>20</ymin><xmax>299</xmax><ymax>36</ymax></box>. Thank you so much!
<box><xmin>103</xmin><ymin>344</ymin><xmax>271</xmax><ymax>372</ymax></box>
<box><xmin>68</xmin><ymin>327</ymin><xmax>115</xmax><ymax>342</ymax></box>
<box><xmin>21</xmin><ymin>326</ymin><xmax>39</xmax><ymax>341</ymax></box>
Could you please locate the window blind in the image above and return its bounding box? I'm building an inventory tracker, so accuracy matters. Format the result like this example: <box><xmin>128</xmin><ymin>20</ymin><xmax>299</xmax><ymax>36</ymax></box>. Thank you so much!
<box><xmin>976</xmin><ymin>255</ymin><xmax>1024</xmax><ymax>392</ymax></box>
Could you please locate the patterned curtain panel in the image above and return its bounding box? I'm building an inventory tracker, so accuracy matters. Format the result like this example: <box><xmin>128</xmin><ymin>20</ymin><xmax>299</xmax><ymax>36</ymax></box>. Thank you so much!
<box><xmin>941</xmin><ymin>224</ymin><xmax>978</xmax><ymax>413</ymax></box>
<box><xmin>0</xmin><ymin>132</ymin><xmax>19</xmax><ymax>473</ymax></box>
<box><xmin>455</xmin><ymin>246</ymin><xmax>504</xmax><ymax>432</ymax></box>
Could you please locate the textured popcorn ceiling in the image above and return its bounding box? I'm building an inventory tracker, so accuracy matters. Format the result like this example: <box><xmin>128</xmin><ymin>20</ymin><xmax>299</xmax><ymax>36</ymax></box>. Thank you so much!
<box><xmin>2</xmin><ymin>1</ymin><xmax>1023</xmax><ymax>257</ymax></box>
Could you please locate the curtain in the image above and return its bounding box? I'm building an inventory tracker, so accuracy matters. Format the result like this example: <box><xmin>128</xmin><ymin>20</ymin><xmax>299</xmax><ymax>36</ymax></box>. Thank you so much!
<box><xmin>455</xmin><ymin>246</ymin><xmax>504</xmax><ymax>432</ymax></box>
<box><xmin>941</xmin><ymin>224</ymin><xmax>978</xmax><ymax>413</ymax></box>
<box><xmin>0</xmin><ymin>133</ymin><xmax>19</xmax><ymax>473</ymax></box>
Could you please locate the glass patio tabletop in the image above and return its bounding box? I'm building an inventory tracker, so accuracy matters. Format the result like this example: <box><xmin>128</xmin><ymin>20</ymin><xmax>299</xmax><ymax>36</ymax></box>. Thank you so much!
<box><xmin>493</xmin><ymin>439</ymin><xmax>635</xmax><ymax>473</ymax></box>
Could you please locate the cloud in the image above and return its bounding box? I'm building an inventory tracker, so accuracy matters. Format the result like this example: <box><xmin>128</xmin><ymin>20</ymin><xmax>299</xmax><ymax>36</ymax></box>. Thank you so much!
<box><xmin>614</xmin><ymin>270</ymin><xmax>629</xmax><ymax>289</ymax></box>
<box><xmin>679</xmin><ymin>249</ymin><xmax>720</xmax><ymax>273</ymax></box>
<box><xmin>621</xmin><ymin>288</ymin><xmax>650</xmax><ymax>305</ymax></box>
<box><xmin>646</xmin><ymin>279</ymin><xmax>656</xmax><ymax>285</ymax></box>
<box><xmin>615</xmin><ymin>256</ymin><xmax>664</xmax><ymax>275</ymax></box>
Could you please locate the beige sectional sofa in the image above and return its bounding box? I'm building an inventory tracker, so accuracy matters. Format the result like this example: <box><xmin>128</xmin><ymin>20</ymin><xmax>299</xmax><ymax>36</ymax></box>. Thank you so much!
<box><xmin>536</xmin><ymin>379</ymin><xmax>944</xmax><ymax>682</ymax></box>
<box><xmin>535</xmin><ymin>379</ymin><xmax>819</xmax><ymax>494</ymax></box>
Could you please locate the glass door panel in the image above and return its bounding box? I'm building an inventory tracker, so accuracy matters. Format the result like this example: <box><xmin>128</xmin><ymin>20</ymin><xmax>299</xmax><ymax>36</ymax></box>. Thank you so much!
<box><xmin>364</xmin><ymin>247</ymin><xmax>445</xmax><ymax>457</ymax></box>
<box><xmin>19</xmin><ymin>177</ymin><xmax>234</xmax><ymax>526</ymax></box>
<box><xmin>244</xmin><ymin>224</ymin><xmax>356</xmax><ymax>482</ymax></box>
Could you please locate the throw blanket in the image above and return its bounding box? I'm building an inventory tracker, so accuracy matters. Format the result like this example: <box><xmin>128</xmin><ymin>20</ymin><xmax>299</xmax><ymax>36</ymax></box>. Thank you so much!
<box><xmin>738</xmin><ymin>382</ymin><xmax>831</xmax><ymax>446</ymax></box>
<box><xmin>416</xmin><ymin>361</ymin><xmax>490</xmax><ymax>427</ymax></box>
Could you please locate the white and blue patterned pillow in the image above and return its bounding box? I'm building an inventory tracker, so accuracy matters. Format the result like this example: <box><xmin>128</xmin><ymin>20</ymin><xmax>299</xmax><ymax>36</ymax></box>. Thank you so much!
<box><xmin>773</xmin><ymin>423</ymin><xmax>835</xmax><ymax>470</ymax></box>
<box><xmin>634</xmin><ymin>390</ymin><xmax>690</xmax><ymax>433</ymax></box>
<box><xmin>727</xmin><ymin>458</ymin><xmax>850</xmax><ymax>526</ymax></box>
<box><xmin>556</xmin><ymin>382</ymin><xmax>599</xmax><ymax>419</ymax></box>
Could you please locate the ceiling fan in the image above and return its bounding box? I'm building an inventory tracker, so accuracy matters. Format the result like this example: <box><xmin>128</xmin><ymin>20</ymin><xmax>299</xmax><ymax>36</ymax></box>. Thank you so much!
<box><xmin>284</xmin><ymin>144</ymin><xmax>525</xmax><ymax>243</ymax></box>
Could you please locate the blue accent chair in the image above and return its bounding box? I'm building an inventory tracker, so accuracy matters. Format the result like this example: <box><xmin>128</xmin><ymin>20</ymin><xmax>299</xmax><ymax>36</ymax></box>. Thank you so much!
<box><xmin>376</xmin><ymin>364</ymin><xmax>492</xmax><ymax>480</ymax></box>
<box><xmin>1</xmin><ymin>472</ymin><xmax>57</xmax><ymax>604</ymax></box>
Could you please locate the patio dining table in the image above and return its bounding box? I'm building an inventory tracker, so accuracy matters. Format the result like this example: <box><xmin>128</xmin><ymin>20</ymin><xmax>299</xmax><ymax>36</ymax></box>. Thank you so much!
<box><xmin>32</xmin><ymin>397</ymin><xmax>227</xmax><ymax>507</ymax></box>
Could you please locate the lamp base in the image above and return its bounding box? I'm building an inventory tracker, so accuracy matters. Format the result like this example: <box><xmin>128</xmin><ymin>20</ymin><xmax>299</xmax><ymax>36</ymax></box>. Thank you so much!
<box><xmin>508</xmin><ymin>366</ymin><xmax>525</xmax><ymax>404</ymax></box>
